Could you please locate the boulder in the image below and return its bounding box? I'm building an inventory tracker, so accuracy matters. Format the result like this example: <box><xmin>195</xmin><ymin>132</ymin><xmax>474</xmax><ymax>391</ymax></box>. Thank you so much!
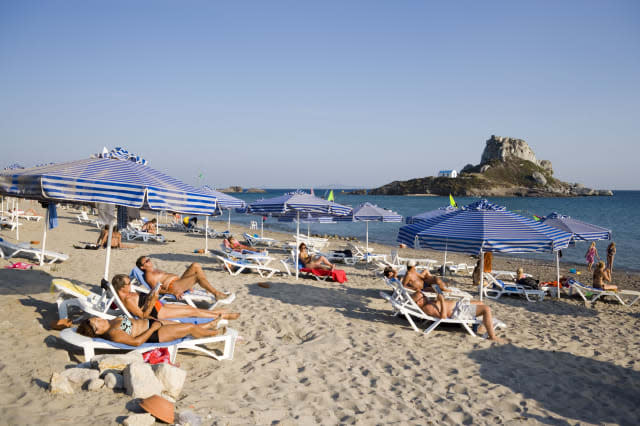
<box><xmin>124</xmin><ymin>362</ymin><xmax>163</xmax><ymax>399</ymax></box>
<box><xmin>123</xmin><ymin>413</ymin><xmax>156</xmax><ymax>426</ymax></box>
<box><xmin>103</xmin><ymin>372</ymin><xmax>125</xmax><ymax>390</ymax></box>
<box><xmin>152</xmin><ymin>364</ymin><xmax>187</xmax><ymax>400</ymax></box>
<box><xmin>49</xmin><ymin>372</ymin><xmax>74</xmax><ymax>394</ymax></box>
<box><xmin>86</xmin><ymin>378</ymin><xmax>104</xmax><ymax>391</ymax></box>
<box><xmin>531</xmin><ymin>172</ymin><xmax>547</xmax><ymax>185</ymax></box>
<box><xmin>481</xmin><ymin>135</ymin><xmax>538</xmax><ymax>165</ymax></box>
<box><xmin>176</xmin><ymin>410</ymin><xmax>202</xmax><ymax>426</ymax></box>
<box><xmin>539</xmin><ymin>159</ymin><xmax>553</xmax><ymax>174</ymax></box>
<box><xmin>60</xmin><ymin>367</ymin><xmax>100</xmax><ymax>386</ymax></box>
<box><xmin>480</xmin><ymin>164</ymin><xmax>491</xmax><ymax>173</ymax></box>
<box><xmin>94</xmin><ymin>353</ymin><xmax>143</xmax><ymax>374</ymax></box>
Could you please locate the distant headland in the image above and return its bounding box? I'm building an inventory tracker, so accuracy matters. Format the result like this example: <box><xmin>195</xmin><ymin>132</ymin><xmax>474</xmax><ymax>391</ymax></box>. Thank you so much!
<box><xmin>365</xmin><ymin>135</ymin><xmax>613</xmax><ymax>197</ymax></box>
<box><xmin>218</xmin><ymin>186</ymin><xmax>266</xmax><ymax>193</ymax></box>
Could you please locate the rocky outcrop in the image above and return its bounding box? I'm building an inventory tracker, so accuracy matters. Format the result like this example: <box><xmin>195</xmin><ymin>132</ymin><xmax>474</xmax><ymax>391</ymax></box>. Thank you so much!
<box><xmin>369</xmin><ymin>135</ymin><xmax>611</xmax><ymax>197</ymax></box>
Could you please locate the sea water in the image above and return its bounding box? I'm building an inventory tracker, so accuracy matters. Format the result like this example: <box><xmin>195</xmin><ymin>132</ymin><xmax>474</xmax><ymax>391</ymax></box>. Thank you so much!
<box><xmin>205</xmin><ymin>190</ymin><xmax>640</xmax><ymax>271</ymax></box>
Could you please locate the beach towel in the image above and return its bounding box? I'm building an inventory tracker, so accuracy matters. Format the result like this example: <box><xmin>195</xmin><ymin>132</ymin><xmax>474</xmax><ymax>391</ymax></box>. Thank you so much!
<box><xmin>48</xmin><ymin>203</ymin><xmax>58</xmax><ymax>229</ymax></box>
<box><xmin>301</xmin><ymin>268</ymin><xmax>348</xmax><ymax>283</ymax></box>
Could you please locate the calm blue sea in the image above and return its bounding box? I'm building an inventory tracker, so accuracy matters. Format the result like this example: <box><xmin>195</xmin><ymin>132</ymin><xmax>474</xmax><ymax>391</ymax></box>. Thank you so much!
<box><xmin>207</xmin><ymin>190</ymin><xmax>640</xmax><ymax>272</ymax></box>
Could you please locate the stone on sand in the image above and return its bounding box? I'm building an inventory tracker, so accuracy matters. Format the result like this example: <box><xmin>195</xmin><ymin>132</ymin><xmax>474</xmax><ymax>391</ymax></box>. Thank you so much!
<box><xmin>60</xmin><ymin>367</ymin><xmax>100</xmax><ymax>386</ymax></box>
<box><xmin>103</xmin><ymin>372</ymin><xmax>125</xmax><ymax>390</ymax></box>
<box><xmin>152</xmin><ymin>363</ymin><xmax>187</xmax><ymax>399</ymax></box>
<box><xmin>49</xmin><ymin>372</ymin><xmax>74</xmax><ymax>394</ymax></box>
<box><xmin>124</xmin><ymin>362</ymin><xmax>163</xmax><ymax>399</ymax></box>
<box><xmin>123</xmin><ymin>413</ymin><xmax>156</xmax><ymax>426</ymax></box>
<box><xmin>94</xmin><ymin>353</ymin><xmax>143</xmax><ymax>374</ymax></box>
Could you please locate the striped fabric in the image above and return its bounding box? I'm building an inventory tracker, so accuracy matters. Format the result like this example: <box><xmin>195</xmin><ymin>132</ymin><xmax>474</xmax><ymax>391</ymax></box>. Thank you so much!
<box><xmin>247</xmin><ymin>191</ymin><xmax>352</xmax><ymax>216</ymax></box>
<box><xmin>541</xmin><ymin>212</ymin><xmax>611</xmax><ymax>242</ymax></box>
<box><xmin>0</xmin><ymin>157</ymin><xmax>217</xmax><ymax>215</ymax></box>
<box><xmin>276</xmin><ymin>212</ymin><xmax>337</xmax><ymax>223</ymax></box>
<box><xmin>406</xmin><ymin>205</ymin><xmax>457</xmax><ymax>224</ymax></box>
<box><xmin>97</xmin><ymin>147</ymin><xmax>148</xmax><ymax>165</ymax></box>
<box><xmin>335</xmin><ymin>202</ymin><xmax>402</xmax><ymax>223</ymax></box>
<box><xmin>397</xmin><ymin>199</ymin><xmax>572</xmax><ymax>254</ymax></box>
<box><xmin>200</xmin><ymin>186</ymin><xmax>247</xmax><ymax>210</ymax></box>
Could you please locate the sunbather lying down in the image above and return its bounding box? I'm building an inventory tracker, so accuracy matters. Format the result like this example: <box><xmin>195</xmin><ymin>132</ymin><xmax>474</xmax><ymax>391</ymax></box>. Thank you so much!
<box><xmin>415</xmin><ymin>293</ymin><xmax>505</xmax><ymax>343</ymax></box>
<box><xmin>74</xmin><ymin>226</ymin><xmax>135</xmax><ymax>249</ymax></box>
<box><xmin>112</xmin><ymin>274</ymin><xmax>240</xmax><ymax>321</ymax></box>
<box><xmin>77</xmin><ymin>315</ymin><xmax>227</xmax><ymax>346</ymax></box>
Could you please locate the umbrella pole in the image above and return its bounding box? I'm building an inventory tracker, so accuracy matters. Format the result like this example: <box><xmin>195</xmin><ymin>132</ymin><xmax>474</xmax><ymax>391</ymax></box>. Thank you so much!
<box><xmin>205</xmin><ymin>216</ymin><xmax>209</xmax><ymax>253</ymax></box>
<box><xmin>104</xmin><ymin>224</ymin><xmax>114</xmax><ymax>281</ymax></box>
<box><xmin>39</xmin><ymin>206</ymin><xmax>48</xmax><ymax>266</ymax></box>
<box><xmin>443</xmin><ymin>241</ymin><xmax>448</xmax><ymax>277</ymax></box>
<box><xmin>365</xmin><ymin>222</ymin><xmax>369</xmax><ymax>253</ymax></box>
<box><xmin>261</xmin><ymin>217</ymin><xmax>263</xmax><ymax>238</ymax></box>
<box><xmin>296</xmin><ymin>212</ymin><xmax>300</xmax><ymax>280</ymax></box>
<box><xmin>155</xmin><ymin>211</ymin><xmax>159</xmax><ymax>235</ymax></box>
<box><xmin>479</xmin><ymin>250</ymin><xmax>484</xmax><ymax>301</ymax></box>
<box><xmin>307</xmin><ymin>222</ymin><xmax>310</xmax><ymax>239</ymax></box>
<box><xmin>556</xmin><ymin>250</ymin><xmax>560</xmax><ymax>300</ymax></box>
<box><xmin>228</xmin><ymin>209</ymin><xmax>231</xmax><ymax>232</ymax></box>
<box><xmin>14</xmin><ymin>199</ymin><xmax>19</xmax><ymax>240</ymax></box>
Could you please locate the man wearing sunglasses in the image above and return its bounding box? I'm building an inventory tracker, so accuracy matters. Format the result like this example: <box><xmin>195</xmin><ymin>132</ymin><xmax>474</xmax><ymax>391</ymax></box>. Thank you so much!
<box><xmin>136</xmin><ymin>256</ymin><xmax>235</xmax><ymax>305</ymax></box>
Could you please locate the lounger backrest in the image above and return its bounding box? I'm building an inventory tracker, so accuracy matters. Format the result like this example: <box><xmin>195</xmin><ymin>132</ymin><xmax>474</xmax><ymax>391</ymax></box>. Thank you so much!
<box><xmin>130</xmin><ymin>267</ymin><xmax>151</xmax><ymax>291</ymax></box>
<box><xmin>102</xmin><ymin>278</ymin><xmax>133</xmax><ymax>318</ymax></box>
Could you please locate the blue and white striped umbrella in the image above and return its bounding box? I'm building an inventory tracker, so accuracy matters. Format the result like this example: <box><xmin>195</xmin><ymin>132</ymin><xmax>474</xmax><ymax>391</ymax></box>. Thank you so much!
<box><xmin>0</xmin><ymin>157</ymin><xmax>217</xmax><ymax>215</ymax></box>
<box><xmin>397</xmin><ymin>199</ymin><xmax>572</xmax><ymax>254</ymax></box>
<box><xmin>541</xmin><ymin>212</ymin><xmax>611</xmax><ymax>242</ymax></box>
<box><xmin>248</xmin><ymin>191</ymin><xmax>352</xmax><ymax>279</ymax></box>
<box><xmin>200</xmin><ymin>186</ymin><xmax>246</xmax><ymax>210</ymax></box>
<box><xmin>405</xmin><ymin>205</ymin><xmax>457</xmax><ymax>224</ymax></box>
<box><xmin>336</xmin><ymin>202</ymin><xmax>402</xmax><ymax>251</ymax></box>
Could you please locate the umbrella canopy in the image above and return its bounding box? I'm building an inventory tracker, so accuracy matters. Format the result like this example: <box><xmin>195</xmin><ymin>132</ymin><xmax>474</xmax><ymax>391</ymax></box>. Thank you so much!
<box><xmin>247</xmin><ymin>191</ymin><xmax>352</xmax><ymax>278</ymax></box>
<box><xmin>0</xmin><ymin>157</ymin><xmax>217</xmax><ymax>276</ymax></box>
<box><xmin>200</xmin><ymin>186</ymin><xmax>246</xmax><ymax>210</ymax></box>
<box><xmin>0</xmin><ymin>157</ymin><xmax>217</xmax><ymax>215</ymax></box>
<box><xmin>541</xmin><ymin>212</ymin><xmax>611</xmax><ymax>242</ymax></box>
<box><xmin>336</xmin><ymin>202</ymin><xmax>402</xmax><ymax>251</ymax></box>
<box><xmin>398</xmin><ymin>199</ymin><xmax>572</xmax><ymax>254</ymax></box>
<box><xmin>405</xmin><ymin>205</ymin><xmax>457</xmax><ymax>224</ymax></box>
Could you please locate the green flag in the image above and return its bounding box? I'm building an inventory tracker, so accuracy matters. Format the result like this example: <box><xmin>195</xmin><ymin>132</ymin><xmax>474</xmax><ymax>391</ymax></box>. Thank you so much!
<box><xmin>327</xmin><ymin>190</ymin><xmax>334</xmax><ymax>202</ymax></box>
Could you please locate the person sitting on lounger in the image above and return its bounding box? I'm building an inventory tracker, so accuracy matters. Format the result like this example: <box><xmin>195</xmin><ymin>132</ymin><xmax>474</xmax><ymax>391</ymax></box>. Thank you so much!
<box><xmin>299</xmin><ymin>243</ymin><xmax>334</xmax><ymax>270</ymax></box>
<box><xmin>136</xmin><ymin>256</ymin><xmax>234</xmax><ymax>303</ymax></box>
<box><xmin>402</xmin><ymin>260</ymin><xmax>451</xmax><ymax>293</ymax></box>
<box><xmin>593</xmin><ymin>261</ymin><xmax>617</xmax><ymax>291</ymax></box>
<box><xmin>112</xmin><ymin>274</ymin><xmax>240</xmax><ymax>321</ymax></box>
<box><xmin>141</xmin><ymin>218</ymin><xmax>157</xmax><ymax>234</ymax></box>
<box><xmin>77</xmin><ymin>315</ymin><xmax>226</xmax><ymax>346</ymax></box>
<box><xmin>183</xmin><ymin>216</ymin><xmax>198</xmax><ymax>229</ymax></box>
<box><xmin>383</xmin><ymin>266</ymin><xmax>399</xmax><ymax>280</ymax></box>
<box><xmin>75</xmin><ymin>226</ymin><xmax>134</xmax><ymax>250</ymax></box>
<box><xmin>414</xmin><ymin>292</ymin><xmax>504</xmax><ymax>342</ymax></box>
<box><xmin>226</xmin><ymin>235</ymin><xmax>258</xmax><ymax>253</ymax></box>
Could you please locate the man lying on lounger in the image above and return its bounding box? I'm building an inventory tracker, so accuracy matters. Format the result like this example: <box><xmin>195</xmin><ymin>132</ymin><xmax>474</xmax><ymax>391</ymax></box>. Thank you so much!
<box><xmin>136</xmin><ymin>256</ymin><xmax>234</xmax><ymax>304</ymax></box>
<box><xmin>402</xmin><ymin>260</ymin><xmax>452</xmax><ymax>293</ymax></box>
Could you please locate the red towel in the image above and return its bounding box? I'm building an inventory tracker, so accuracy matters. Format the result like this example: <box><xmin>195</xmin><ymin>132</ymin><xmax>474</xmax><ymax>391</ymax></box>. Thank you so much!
<box><xmin>301</xmin><ymin>268</ymin><xmax>348</xmax><ymax>283</ymax></box>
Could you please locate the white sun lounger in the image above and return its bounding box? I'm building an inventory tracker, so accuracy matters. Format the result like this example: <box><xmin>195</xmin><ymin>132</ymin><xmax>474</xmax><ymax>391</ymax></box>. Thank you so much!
<box><xmin>482</xmin><ymin>273</ymin><xmax>545</xmax><ymax>302</ymax></box>
<box><xmin>0</xmin><ymin>237</ymin><xmax>69</xmax><ymax>264</ymax></box>
<box><xmin>567</xmin><ymin>279</ymin><xmax>639</xmax><ymax>305</ymax></box>
<box><xmin>216</xmin><ymin>255</ymin><xmax>279</xmax><ymax>278</ymax></box>
<box><xmin>243</xmin><ymin>233</ymin><xmax>279</xmax><ymax>248</ymax></box>
<box><xmin>51</xmin><ymin>278</ymin><xmax>120</xmax><ymax>320</ymax></box>
<box><xmin>347</xmin><ymin>242</ymin><xmax>387</xmax><ymax>263</ymax></box>
<box><xmin>121</xmin><ymin>226</ymin><xmax>166</xmax><ymax>243</ymax></box>
<box><xmin>59</xmin><ymin>324</ymin><xmax>239</xmax><ymax>363</ymax></box>
<box><xmin>381</xmin><ymin>278</ymin><xmax>506</xmax><ymax>337</ymax></box>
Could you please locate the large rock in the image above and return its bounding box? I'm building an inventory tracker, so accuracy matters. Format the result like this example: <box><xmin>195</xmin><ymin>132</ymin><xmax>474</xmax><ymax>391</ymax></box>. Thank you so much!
<box><xmin>481</xmin><ymin>135</ymin><xmax>553</xmax><ymax>173</ymax></box>
<box><xmin>60</xmin><ymin>367</ymin><xmax>100</xmax><ymax>387</ymax></box>
<box><xmin>103</xmin><ymin>372</ymin><xmax>125</xmax><ymax>390</ymax></box>
<box><xmin>123</xmin><ymin>413</ymin><xmax>156</xmax><ymax>426</ymax></box>
<box><xmin>49</xmin><ymin>372</ymin><xmax>74</xmax><ymax>394</ymax></box>
<box><xmin>94</xmin><ymin>353</ymin><xmax>144</xmax><ymax>374</ymax></box>
<box><xmin>531</xmin><ymin>171</ymin><xmax>547</xmax><ymax>185</ymax></box>
<box><xmin>87</xmin><ymin>378</ymin><xmax>105</xmax><ymax>391</ymax></box>
<box><xmin>124</xmin><ymin>362</ymin><xmax>163</xmax><ymax>399</ymax></box>
<box><xmin>152</xmin><ymin>364</ymin><xmax>187</xmax><ymax>400</ymax></box>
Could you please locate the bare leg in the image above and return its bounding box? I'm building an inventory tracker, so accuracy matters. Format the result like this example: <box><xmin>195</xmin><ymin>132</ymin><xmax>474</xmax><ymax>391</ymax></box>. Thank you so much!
<box><xmin>157</xmin><ymin>322</ymin><xmax>223</xmax><ymax>342</ymax></box>
<box><xmin>475</xmin><ymin>305</ymin><xmax>503</xmax><ymax>343</ymax></box>
<box><xmin>171</xmin><ymin>263</ymin><xmax>226</xmax><ymax>299</ymax></box>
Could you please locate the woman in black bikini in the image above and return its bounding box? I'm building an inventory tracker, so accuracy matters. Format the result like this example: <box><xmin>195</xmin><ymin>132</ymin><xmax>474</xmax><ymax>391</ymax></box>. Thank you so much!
<box><xmin>112</xmin><ymin>274</ymin><xmax>240</xmax><ymax>321</ymax></box>
<box><xmin>298</xmin><ymin>243</ymin><xmax>334</xmax><ymax>270</ymax></box>
<box><xmin>77</xmin><ymin>315</ymin><xmax>226</xmax><ymax>346</ymax></box>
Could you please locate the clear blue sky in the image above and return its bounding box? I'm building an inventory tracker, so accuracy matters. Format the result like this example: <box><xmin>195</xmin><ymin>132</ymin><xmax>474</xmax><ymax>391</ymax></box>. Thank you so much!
<box><xmin>1</xmin><ymin>1</ymin><xmax>638</xmax><ymax>189</ymax></box>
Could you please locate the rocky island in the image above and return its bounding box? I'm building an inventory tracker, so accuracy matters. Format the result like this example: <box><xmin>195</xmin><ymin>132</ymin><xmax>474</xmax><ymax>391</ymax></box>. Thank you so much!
<box><xmin>368</xmin><ymin>135</ymin><xmax>612</xmax><ymax>197</ymax></box>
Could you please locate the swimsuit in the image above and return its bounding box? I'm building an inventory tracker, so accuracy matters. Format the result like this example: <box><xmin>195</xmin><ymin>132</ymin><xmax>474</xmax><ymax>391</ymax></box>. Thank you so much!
<box><xmin>138</xmin><ymin>293</ymin><xmax>164</xmax><ymax>318</ymax></box>
<box><xmin>119</xmin><ymin>315</ymin><xmax>160</xmax><ymax>343</ymax></box>
<box><xmin>451</xmin><ymin>300</ymin><xmax>476</xmax><ymax>320</ymax></box>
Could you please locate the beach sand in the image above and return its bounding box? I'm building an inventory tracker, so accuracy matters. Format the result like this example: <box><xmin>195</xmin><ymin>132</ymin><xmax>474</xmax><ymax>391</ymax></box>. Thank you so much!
<box><xmin>0</xmin><ymin>205</ymin><xmax>639</xmax><ymax>425</ymax></box>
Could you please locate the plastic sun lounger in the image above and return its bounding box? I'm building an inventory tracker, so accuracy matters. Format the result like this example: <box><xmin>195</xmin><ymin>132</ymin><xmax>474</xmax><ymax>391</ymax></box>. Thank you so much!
<box><xmin>121</xmin><ymin>226</ymin><xmax>166</xmax><ymax>243</ymax></box>
<box><xmin>382</xmin><ymin>277</ymin><xmax>472</xmax><ymax>302</ymax></box>
<box><xmin>129</xmin><ymin>267</ymin><xmax>235</xmax><ymax>310</ymax></box>
<box><xmin>51</xmin><ymin>278</ymin><xmax>120</xmax><ymax>320</ymax></box>
<box><xmin>567</xmin><ymin>279</ymin><xmax>636</xmax><ymax>305</ymax></box>
<box><xmin>381</xmin><ymin>278</ymin><xmax>506</xmax><ymax>338</ymax></box>
<box><xmin>482</xmin><ymin>273</ymin><xmax>545</xmax><ymax>302</ymax></box>
<box><xmin>216</xmin><ymin>255</ymin><xmax>279</xmax><ymax>278</ymax></box>
<box><xmin>490</xmin><ymin>270</ymin><xmax>533</xmax><ymax>281</ymax></box>
<box><xmin>0</xmin><ymin>237</ymin><xmax>69</xmax><ymax>264</ymax></box>
<box><xmin>243</xmin><ymin>233</ymin><xmax>279</xmax><ymax>247</ymax></box>
<box><xmin>59</xmin><ymin>323</ymin><xmax>239</xmax><ymax>363</ymax></box>
<box><xmin>347</xmin><ymin>242</ymin><xmax>388</xmax><ymax>263</ymax></box>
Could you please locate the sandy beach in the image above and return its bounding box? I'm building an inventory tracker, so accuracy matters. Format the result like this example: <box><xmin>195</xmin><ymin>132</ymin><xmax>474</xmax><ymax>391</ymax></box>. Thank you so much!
<box><xmin>0</xmin><ymin>205</ymin><xmax>639</xmax><ymax>425</ymax></box>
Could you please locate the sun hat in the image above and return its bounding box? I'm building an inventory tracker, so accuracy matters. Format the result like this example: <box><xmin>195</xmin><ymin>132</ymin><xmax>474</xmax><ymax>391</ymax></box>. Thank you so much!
<box><xmin>407</xmin><ymin>260</ymin><xmax>416</xmax><ymax>267</ymax></box>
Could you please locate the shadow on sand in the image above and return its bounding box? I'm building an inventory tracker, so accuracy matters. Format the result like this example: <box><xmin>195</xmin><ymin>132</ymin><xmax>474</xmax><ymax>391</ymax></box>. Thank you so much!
<box><xmin>468</xmin><ymin>344</ymin><xmax>640</xmax><ymax>425</ymax></box>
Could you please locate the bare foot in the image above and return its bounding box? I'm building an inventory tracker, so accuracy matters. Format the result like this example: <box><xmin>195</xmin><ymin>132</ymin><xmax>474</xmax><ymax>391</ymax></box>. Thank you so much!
<box><xmin>221</xmin><ymin>312</ymin><xmax>240</xmax><ymax>320</ymax></box>
<box><xmin>203</xmin><ymin>318</ymin><xmax>220</xmax><ymax>330</ymax></box>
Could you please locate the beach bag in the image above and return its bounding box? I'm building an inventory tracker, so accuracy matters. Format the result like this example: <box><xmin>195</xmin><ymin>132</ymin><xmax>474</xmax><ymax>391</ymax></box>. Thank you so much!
<box><xmin>517</xmin><ymin>277</ymin><xmax>539</xmax><ymax>290</ymax></box>
<box><xmin>142</xmin><ymin>348</ymin><xmax>173</xmax><ymax>365</ymax></box>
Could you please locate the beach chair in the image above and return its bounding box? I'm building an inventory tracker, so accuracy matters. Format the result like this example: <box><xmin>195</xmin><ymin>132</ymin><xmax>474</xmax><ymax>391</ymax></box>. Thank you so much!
<box><xmin>482</xmin><ymin>273</ymin><xmax>545</xmax><ymax>302</ymax></box>
<box><xmin>566</xmin><ymin>279</ymin><xmax>640</xmax><ymax>305</ymax></box>
<box><xmin>129</xmin><ymin>267</ymin><xmax>235</xmax><ymax>310</ymax></box>
<box><xmin>279</xmin><ymin>250</ymin><xmax>347</xmax><ymax>282</ymax></box>
<box><xmin>390</xmin><ymin>250</ymin><xmax>439</xmax><ymax>270</ymax></box>
<box><xmin>347</xmin><ymin>242</ymin><xmax>387</xmax><ymax>263</ymax></box>
<box><xmin>382</xmin><ymin>277</ymin><xmax>472</xmax><ymax>302</ymax></box>
<box><xmin>0</xmin><ymin>237</ymin><xmax>69</xmax><ymax>264</ymax></box>
<box><xmin>121</xmin><ymin>225</ymin><xmax>166</xmax><ymax>243</ymax></box>
<box><xmin>51</xmin><ymin>278</ymin><xmax>120</xmax><ymax>320</ymax></box>
<box><xmin>381</xmin><ymin>278</ymin><xmax>505</xmax><ymax>337</ymax></box>
<box><xmin>294</xmin><ymin>234</ymin><xmax>329</xmax><ymax>251</ymax></box>
<box><xmin>59</xmin><ymin>322</ymin><xmax>239</xmax><ymax>362</ymax></box>
<box><xmin>243</xmin><ymin>233</ymin><xmax>279</xmax><ymax>248</ymax></box>
<box><xmin>216</xmin><ymin>255</ymin><xmax>280</xmax><ymax>278</ymax></box>
<box><xmin>0</xmin><ymin>216</ymin><xmax>21</xmax><ymax>230</ymax></box>
<box><xmin>490</xmin><ymin>270</ymin><xmax>532</xmax><ymax>281</ymax></box>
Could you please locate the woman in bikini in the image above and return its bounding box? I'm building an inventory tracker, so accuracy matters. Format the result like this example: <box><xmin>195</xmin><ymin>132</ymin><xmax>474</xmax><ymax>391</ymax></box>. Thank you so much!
<box><xmin>298</xmin><ymin>243</ymin><xmax>334</xmax><ymax>270</ymax></box>
<box><xmin>77</xmin><ymin>315</ymin><xmax>226</xmax><ymax>346</ymax></box>
<box><xmin>593</xmin><ymin>261</ymin><xmax>617</xmax><ymax>291</ymax></box>
<box><xmin>606</xmin><ymin>242</ymin><xmax>616</xmax><ymax>273</ymax></box>
<box><xmin>112</xmin><ymin>274</ymin><xmax>240</xmax><ymax>321</ymax></box>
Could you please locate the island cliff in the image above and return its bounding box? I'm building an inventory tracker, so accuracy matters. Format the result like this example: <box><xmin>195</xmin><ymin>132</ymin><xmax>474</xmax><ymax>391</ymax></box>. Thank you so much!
<box><xmin>368</xmin><ymin>135</ymin><xmax>612</xmax><ymax>197</ymax></box>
